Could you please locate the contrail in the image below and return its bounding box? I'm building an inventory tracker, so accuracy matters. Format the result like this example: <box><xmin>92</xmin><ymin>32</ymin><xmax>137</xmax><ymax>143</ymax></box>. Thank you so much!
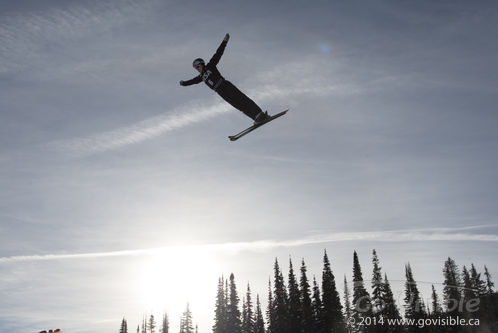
<box><xmin>1</xmin><ymin>225</ymin><xmax>496</xmax><ymax>264</ymax></box>
<box><xmin>49</xmin><ymin>102</ymin><xmax>232</xmax><ymax>156</ymax></box>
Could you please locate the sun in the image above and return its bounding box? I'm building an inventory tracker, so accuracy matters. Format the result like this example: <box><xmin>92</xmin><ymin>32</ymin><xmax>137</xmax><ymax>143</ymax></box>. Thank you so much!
<box><xmin>138</xmin><ymin>245</ymin><xmax>221</xmax><ymax>318</ymax></box>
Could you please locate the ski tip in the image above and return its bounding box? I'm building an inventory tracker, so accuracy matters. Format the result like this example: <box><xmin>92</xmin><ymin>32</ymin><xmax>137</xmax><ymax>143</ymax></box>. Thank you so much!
<box><xmin>276</xmin><ymin>109</ymin><xmax>289</xmax><ymax>116</ymax></box>
<box><xmin>268</xmin><ymin>109</ymin><xmax>288</xmax><ymax>117</ymax></box>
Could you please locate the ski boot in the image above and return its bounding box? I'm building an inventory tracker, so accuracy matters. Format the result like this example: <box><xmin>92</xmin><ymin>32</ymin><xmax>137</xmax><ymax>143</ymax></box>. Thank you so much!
<box><xmin>254</xmin><ymin>111</ymin><xmax>270</xmax><ymax>125</ymax></box>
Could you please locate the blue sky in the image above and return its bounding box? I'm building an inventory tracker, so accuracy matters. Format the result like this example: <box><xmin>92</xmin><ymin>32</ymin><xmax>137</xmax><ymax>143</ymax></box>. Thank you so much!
<box><xmin>1</xmin><ymin>0</ymin><xmax>498</xmax><ymax>332</ymax></box>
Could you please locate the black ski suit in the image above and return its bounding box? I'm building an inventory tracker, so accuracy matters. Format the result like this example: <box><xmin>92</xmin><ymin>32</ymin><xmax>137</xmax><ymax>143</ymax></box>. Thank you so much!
<box><xmin>180</xmin><ymin>39</ymin><xmax>263</xmax><ymax>120</ymax></box>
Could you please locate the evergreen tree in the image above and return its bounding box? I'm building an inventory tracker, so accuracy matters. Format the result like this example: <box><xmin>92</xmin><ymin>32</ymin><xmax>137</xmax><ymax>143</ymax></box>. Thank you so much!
<box><xmin>148</xmin><ymin>315</ymin><xmax>156</xmax><ymax>333</ymax></box>
<box><xmin>351</xmin><ymin>251</ymin><xmax>373</xmax><ymax>333</ymax></box>
<box><xmin>443</xmin><ymin>257</ymin><xmax>462</xmax><ymax>316</ymax></box>
<box><xmin>242</xmin><ymin>284</ymin><xmax>255</xmax><ymax>333</ymax></box>
<box><xmin>272</xmin><ymin>259</ymin><xmax>289</xmax><ymax>333</ymax></box>
<box><xmin>242</xmin><ymin>297</ymin><xmax>248</xmax><ymax>333</ymax></box>
<box><xmin>371</xmin><ymin>250</ymin><xmax>383</xmax><ymax>314</ymax></box>
<box><xmin>300</xmin><ymin>259</ymin><xmax>313</xmax><ymax>333</ymax></box>
<box><xmin>161</xmin><ymin>313</ymin><xmax>169</xmax><ymax>333</ymax></box>
<box><xmin>254</xmin><ymin>295</ymin><xmax>266</xmax><ymax>333</ymax></box>
<box><xmin>288</xmin><ymin>258</ymin><xmax>302</xmax><ymax>333</ymax></box>
<box><xmin>266</xmin><ymin>279</ymin><xmax>275</xmax><ymax>333</ymax></box>
<box><xmin>463</xmin><ymin>265</ymin><xmax>487</xmax><ymax>333</ymax></box>
<box><xmin>382</xmin><ymin>274</ymin><xmax>401</xmax><ymax>333</ymax></box>
<box><xmin>469</xmin><ymin>264</ymin><xmax>486</xmax><ymax>297</ymax></box>
<box><xmin>343</xmin><ymin>276</ymin><xmax>353</xmax><ymax>333</ymax></box>
<box><xmin>142</xmin><ymin>316</ymin><xmax>147</xmax><ymax>333</ymax></box>
<box><xmin>461</xmin><ymin>266</ymin><xmax>476</xmax><ymax>318</ymax></box>
<box><xmin>225</xmin><ymin>278</ymin><xmax>230</xmax><ymax>326</ymax></box>
<box><xmin>481</xmin><ymin>266</ymin><xmax>496</xmax><ymax>332</ymax></box>
<box><xmin>119</xmin><ymin>318</ymin><xmax>128</xmax><ymax>333</ymax></box>
<box><xmin>321</xmin><ymin>250</ymin><xmax>345</xmax><ymax>333</ymax></box>
<box><xmin>430</xmin><ymin>285</ymin><xmax>444</xmax><ymax>333</ymax></box>
<box><xmin>226</xmin><ymin>273</ymin><xmax>242</xmax><ymax>333</ymax></box>
<box><xmin>213</xmin><ymin>276</ymin><xmax>227</xmax><ymax>333</ymax></box>
<box><xmin>404</xmin><ymin>264</ymin><xmax>426</xmax><ymax>333</ymax></box>
<box><xmin>431</xmin><ymin>285</ymin><xmax>443</xmax><ymax>316</ymax></box>
<box><xmin>179</xmin><ymin>303</ymin><xmax>194</xmax><ymax>333</ymax></box>
<box><xmin>312</xmin><ymin>276</ymin><xmax>324</xmax><ymax>333</ymax></box>
<box><xmin>483</xmin><ymin>266</ymin><xmax>494</xmax><ymax>295</ymax></box>
<box><xmin>246</xmin><ymin>285</ymin><xmax>254</xmax><ymax>333</ymax></box>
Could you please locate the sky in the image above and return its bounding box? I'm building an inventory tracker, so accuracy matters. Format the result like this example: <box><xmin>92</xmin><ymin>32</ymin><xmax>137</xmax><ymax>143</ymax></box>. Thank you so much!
<box><xmin>1</xmin><ymin>0</ymin><xmax>498</xmax><ymax>332</ymax></box>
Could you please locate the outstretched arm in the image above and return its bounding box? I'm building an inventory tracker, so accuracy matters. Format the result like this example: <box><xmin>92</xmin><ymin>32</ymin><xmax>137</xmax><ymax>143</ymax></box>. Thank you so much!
<box><xmin>180</xmin><ymin>76</ymin><xmax>202</xmax><ymax>86</ymax></box>
<box><xmin>208</xmin><ymin>33</ymin><xmax>230</xmax><ymax>66</ymax></box>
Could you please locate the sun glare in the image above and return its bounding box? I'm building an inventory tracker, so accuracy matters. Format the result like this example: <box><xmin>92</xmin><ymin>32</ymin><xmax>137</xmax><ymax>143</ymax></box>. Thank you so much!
<box><xmin>138</xmin><ymin>245</ymin><xmax>221</xmax><ymax>319</ymax></box>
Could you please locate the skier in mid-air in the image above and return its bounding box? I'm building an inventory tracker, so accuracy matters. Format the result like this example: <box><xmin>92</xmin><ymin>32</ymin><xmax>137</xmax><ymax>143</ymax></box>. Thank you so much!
<box><xmin>180</xmin><ymin>33</ymin><xmax>270</xmax><ymax>125</ymax></box>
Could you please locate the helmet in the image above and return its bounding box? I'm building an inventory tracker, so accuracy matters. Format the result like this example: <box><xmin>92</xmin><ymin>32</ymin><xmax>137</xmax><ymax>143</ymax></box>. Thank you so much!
<box><xmin>192</xmin><ymin>58</ymin><xmax>205</xmax><ymax>68</ymax></box>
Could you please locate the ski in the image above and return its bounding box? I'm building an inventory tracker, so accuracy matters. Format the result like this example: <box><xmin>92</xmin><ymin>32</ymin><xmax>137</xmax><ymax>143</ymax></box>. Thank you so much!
<box><xmin>228</xmin><ymin>109</ymin><xmax>288</xmax><ymax>141</ymax></box>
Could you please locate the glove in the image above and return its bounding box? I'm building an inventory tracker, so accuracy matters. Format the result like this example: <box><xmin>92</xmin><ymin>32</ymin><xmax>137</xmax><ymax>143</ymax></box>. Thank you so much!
<box><xmin>180</xmin><ymin>80</ymin><xmax>185</xmax><ymax>86</ymax></box>
<box><xmin>224</xmin><ymin>33</ymin><xmax>230</xmax><ymax>42</ymax></box>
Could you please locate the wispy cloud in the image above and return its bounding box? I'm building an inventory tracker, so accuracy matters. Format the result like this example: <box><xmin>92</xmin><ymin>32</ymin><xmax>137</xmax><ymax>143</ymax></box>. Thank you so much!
<box><xmin>0</xmin><ymin>0</ymin><xmax>154</xmax><ymax>74</ymax></box>
<box><xmin>49</xmin><ymin>102</ymin><xmax>232</xmax><ymax>156</ymax></box>
<box><xmin>1</xmin><ymin>225</ymin><xmax>496</xmax><ymax>264</ymax></box>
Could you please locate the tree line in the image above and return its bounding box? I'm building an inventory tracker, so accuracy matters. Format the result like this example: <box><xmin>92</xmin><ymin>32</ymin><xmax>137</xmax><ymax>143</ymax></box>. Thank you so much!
<box><xmin>119</xmin><ymin>307</ymin><xmax>197</xmax><ymax>333</ymax></box>
<box><xmin>119</xmin><ymin>249</ymin><xmax>497</xmax><ymax>333</ymax></box>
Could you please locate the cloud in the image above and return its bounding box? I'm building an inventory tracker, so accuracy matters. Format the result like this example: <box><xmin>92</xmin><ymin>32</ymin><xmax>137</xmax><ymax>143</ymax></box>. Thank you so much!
<box><xmin>48</xmin><ymin>102</ymin><xmax>232</xmax><ymax>156</ymax></box>
<box><xmin>0</xmin><ymin>0</ymin><xmax>155</xmax><ymax>74</ymax></box>
<box><xmin>1</xmin><ymin>225</ymin><xmax>496</xmax><ymax>264</ymax></box>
